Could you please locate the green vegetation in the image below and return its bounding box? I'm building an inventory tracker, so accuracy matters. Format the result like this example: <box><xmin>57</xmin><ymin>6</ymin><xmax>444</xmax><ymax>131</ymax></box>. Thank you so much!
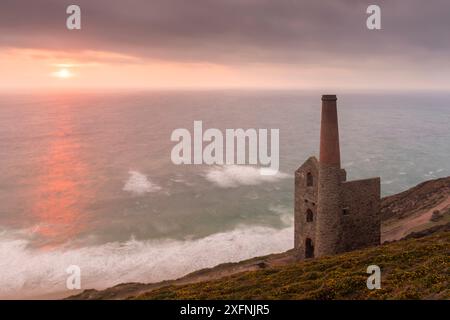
<box><xmin>136</xmin><ymin>232</ymin><xmax>449</xmax><ymax>300</ymax></box>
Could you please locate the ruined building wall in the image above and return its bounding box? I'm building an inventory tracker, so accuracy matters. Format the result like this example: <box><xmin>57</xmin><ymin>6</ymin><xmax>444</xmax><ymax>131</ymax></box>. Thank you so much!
<box><xmin>315</xmin><ymin>164</ymin><xmax>342</xmax><ymax>257</ymax></box>
<box><xmin>294</xmin><ymin>157</ymin><xmax>318</xmax><ymax>260</ymax></box>
<box><xmin>340</xmin><ymin>178</ymin><xmax>381</xmax><ymax>251</ymax></box>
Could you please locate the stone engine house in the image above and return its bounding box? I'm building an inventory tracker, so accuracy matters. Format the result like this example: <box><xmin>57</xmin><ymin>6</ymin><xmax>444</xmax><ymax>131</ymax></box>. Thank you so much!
<box><xmin>294</xmin><ymin>95</ymin><xmax>381</xmax><ymax>259</ymax></box>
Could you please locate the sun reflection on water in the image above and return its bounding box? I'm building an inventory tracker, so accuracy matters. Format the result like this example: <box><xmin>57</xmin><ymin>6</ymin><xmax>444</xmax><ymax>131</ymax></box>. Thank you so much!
<box><xmin>31</xmin><ymin>101</ymin><xmax>91</xmax><ymax>249</ymax></box>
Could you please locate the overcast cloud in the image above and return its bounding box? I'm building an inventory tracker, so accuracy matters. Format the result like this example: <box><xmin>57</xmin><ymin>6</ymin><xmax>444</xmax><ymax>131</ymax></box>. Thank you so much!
<box><xmin>1</xmin><ymin>0</ymin><xmax>449</xmax><ymax>65</ymax></box>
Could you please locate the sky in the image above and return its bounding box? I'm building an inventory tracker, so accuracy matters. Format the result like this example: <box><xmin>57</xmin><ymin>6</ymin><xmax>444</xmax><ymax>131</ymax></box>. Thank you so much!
<box><xmin>1</xmin><ymin>0</ymin><xmax>450</xmax><ymax>90</ymax></box>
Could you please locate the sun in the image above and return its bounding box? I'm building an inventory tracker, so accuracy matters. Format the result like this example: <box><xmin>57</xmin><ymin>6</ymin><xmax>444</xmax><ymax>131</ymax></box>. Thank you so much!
<box><xmin>53</xmin><ymin>68</ymin><xmax>74</xmax><ymax>79</ymax></box>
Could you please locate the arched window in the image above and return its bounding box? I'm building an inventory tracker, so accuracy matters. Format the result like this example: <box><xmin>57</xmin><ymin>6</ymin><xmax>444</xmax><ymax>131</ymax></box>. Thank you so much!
<box><xmin>306</xmin><ymin>172</ymin><xmax>314</xmax><ymax>187</ymax></box>
<box><xmin>306</xmin><ymin>209</ymin><xmax>314</xmax><ymax>222</ymax></box>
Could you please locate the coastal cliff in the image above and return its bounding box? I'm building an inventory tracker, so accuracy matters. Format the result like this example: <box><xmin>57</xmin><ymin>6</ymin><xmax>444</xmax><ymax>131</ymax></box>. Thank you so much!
<box><xmin>381</xmin><ymin>176</ymin><xmax>450</xmax><ymax>242</ymax></box>
<box><xmin>68</xmin><ymin>176</ymin><xmax>450</xmax><ymax>300</ymax></box>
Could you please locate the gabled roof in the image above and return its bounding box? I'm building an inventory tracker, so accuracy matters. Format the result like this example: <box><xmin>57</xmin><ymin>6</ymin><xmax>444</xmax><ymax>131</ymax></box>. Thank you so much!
<box><xmin>295</xmin><ymin>156</ymin><xmax>318</xmax><ymax>173</ymax></box>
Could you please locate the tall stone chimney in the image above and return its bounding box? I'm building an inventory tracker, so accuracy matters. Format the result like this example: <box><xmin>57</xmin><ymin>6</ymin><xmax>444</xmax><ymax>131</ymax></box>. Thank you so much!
<box><xmin>319</xmin><ymin>95</ymin><xmax>341</xmax><ymax>167</ymax></box>
<box><xmin>315</xmin><ymin>94</ymin><xmax>343</xmax><ymax>257</ymax></box>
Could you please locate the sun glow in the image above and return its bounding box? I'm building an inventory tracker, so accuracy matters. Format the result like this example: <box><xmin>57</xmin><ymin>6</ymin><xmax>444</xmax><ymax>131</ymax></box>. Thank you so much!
<box><xmin>53</xmin><ymin>68</ymin><xmax>74</xmax><ymax>79</ymax></box>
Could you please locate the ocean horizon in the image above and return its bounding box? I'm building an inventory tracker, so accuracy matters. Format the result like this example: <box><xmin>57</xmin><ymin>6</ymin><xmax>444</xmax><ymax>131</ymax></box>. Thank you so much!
<box><xmin>1</xmin><ymin>90</ymin><xmax>449</xmax><ymax>298</ymax></box>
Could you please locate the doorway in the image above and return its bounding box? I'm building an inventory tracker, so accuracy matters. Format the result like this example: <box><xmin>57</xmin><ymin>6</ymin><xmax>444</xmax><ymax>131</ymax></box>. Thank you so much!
<box><xmin>305</xmin><ymin>238</ymin><xmax>314</xmax><ymax>258</ymax></box>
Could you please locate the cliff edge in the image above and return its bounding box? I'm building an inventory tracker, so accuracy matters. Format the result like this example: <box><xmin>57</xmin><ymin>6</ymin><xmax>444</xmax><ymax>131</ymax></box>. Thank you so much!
<box><xmin>68</xmin><ymin>176</ymin><xmax>450</xmax><ymax>300</ymax></box>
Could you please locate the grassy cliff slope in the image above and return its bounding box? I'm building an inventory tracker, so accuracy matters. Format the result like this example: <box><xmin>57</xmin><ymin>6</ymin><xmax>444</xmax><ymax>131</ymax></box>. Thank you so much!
<box><xmin>136</xmin><ymin>231</ymin><xmax>449</xmax><ymax>300</ymax></box>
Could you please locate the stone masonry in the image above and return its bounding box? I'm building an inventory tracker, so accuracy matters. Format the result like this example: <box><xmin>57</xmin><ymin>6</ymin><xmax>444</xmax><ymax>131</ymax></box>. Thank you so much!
<box><xmin>294</xmin><ymin>95</ymin><xmax>380</xmax><ymax>259</ymax></box>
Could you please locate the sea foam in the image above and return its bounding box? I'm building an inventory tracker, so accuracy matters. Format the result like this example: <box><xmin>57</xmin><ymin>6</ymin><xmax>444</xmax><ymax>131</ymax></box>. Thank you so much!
<box><xmin>0</xmin><ymin>224</ymin><xmax>292</xmax><ymax>299</ymax></box>
<box><xmin>123</xmin><ymin>170</ymin><xmax>161</xmax><ymax>195</ymax></box>
<box><xmin>204</xmin><ymin>165</ymin><xmax>289</xmax><ymax>188</ymax></box>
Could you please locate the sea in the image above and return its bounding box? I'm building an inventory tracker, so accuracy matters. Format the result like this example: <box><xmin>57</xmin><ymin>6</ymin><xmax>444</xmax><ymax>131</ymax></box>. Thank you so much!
<box><xmin>0</xmin><ymin>90</ymin><xmax>449</xmax><ymax>298</ymax></box>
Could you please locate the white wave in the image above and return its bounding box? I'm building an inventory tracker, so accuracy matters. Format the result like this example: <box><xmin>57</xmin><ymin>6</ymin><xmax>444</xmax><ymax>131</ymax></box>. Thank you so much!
<box><xmin>424</xmin><ymin>171</ymin><xmax>437</xmax><ymax>178</ymax></box>
<box><xmin>0</xmin><ymin>224</ymin><xmax>293</xmax><ymax>299</ymax></box>
<box><xmin>170</xmin><ymin>177</ymin><xmax>195</xmax><ymax>187</ymax></box>
<box><xmin>123</xmin><ymin>170</ymin><xmax>161</xmax><ymax>195</ymax></box>
<box><xmin>204</xmin><ymin>165</ymin><xmax>289</xmax><ymax>188</ymax></box>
